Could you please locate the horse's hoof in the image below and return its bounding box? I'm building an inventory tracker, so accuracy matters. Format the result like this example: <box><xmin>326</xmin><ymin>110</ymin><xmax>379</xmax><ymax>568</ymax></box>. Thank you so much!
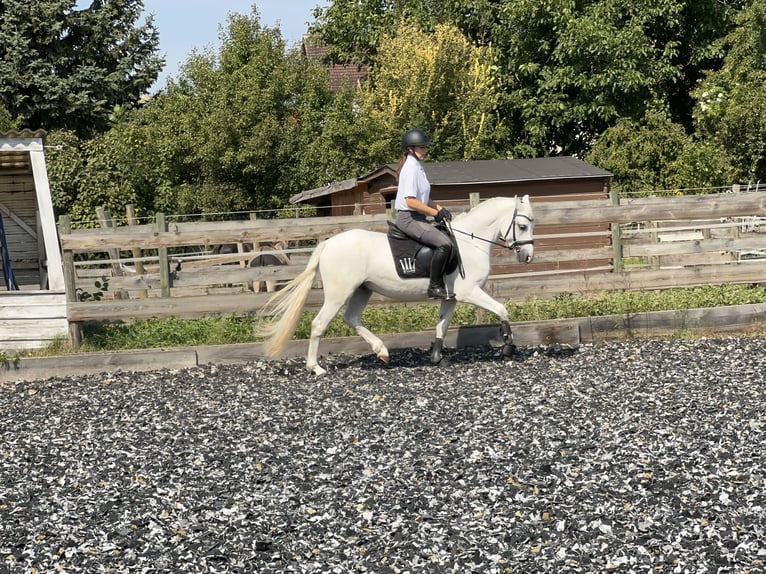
<box><xmin>377</xmin><ymin>348</ymin><xmax>390</xmax><ymax>364</ymax></box>
<box><xmin>430</xmin><ymin>339</ymin><xmax>444</xmax><ymax>364</ymax></box>
<box><xmin>502</xmin><ymin>344</ymin><xmax>517</xmax><ymax>360</ymax></box>
<box><xmin>309</xmin><ymin>364</ymin><xmax>327</xmax><ymax>376</ymax></box>
<box><xmin>434</xmin><ymin>356</ymin><xmax>450</xmax><ymax>368</ymax></box>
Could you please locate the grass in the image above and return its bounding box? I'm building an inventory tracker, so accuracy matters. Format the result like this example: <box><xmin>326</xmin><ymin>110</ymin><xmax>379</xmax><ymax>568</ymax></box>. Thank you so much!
<box><xmin>26</xmin><ymin>283</ymin><xmax>766</xmax><ymax>356</ymax></box>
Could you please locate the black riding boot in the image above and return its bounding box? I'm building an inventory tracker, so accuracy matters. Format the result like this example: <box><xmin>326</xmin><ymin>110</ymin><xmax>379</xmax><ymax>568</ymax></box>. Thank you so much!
<box><xmin>428</xmin><ymin>244</ymin><xmax>454</xmax><ymax>299</ymax></box>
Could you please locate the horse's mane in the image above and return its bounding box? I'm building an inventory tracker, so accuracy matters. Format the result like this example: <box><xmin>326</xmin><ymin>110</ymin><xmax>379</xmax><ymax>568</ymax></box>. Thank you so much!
<box><xmin>453</xmin><ymin>196</ymin><xmax>516</xmax><ymax>222</ymax></box>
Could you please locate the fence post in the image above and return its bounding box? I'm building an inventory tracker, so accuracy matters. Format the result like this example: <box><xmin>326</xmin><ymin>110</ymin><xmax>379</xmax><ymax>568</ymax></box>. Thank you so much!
<box><xmin>649</xmin><ymin>221</ymin><xmax>659</xmax><ymax>270</ymax></box>
<box><xmin>155</xmin><ymin>212</ymin><xmax>171</xmax><ymax>297</ymax></box>
<box><xmin>95</xmin><ymin>206</ymin><xmax>124</xmax><ymax>277</ymax></box>
<box><xmin>610</xmin><ymin>188</ymin><xmax>623</xmax><ymax>272</ymax></box>
<box><xmin>126</xmin><ymin>204</ymin><xmax>147</xmax><ymax>298</ymax></box>
<box><xmin>58</xmin><ymin>214</ymin><xmax>82</xmax><ymax>349</ymax></box>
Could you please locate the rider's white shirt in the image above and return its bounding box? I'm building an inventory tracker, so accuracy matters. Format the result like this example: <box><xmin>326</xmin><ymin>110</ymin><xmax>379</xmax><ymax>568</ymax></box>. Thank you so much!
<box><xmin>395</xmin><ymin>155</ymin><xmax>431</xmax><ymax>211</ymax></box>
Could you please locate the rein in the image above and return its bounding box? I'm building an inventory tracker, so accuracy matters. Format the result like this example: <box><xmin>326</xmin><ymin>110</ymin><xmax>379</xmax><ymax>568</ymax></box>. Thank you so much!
<box><xmin>448</xmin><ymin>204</ymin><xmax>535</xmax><ymax>252</ymax></box>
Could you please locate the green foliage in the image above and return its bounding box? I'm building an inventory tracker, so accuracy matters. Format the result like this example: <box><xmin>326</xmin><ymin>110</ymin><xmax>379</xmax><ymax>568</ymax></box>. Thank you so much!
<box><xmin>587</xmin><ymin>109</ymin><xmax>736</xmax><ymax>194</ymax></box>
<box><xmin>311</xmin><ymin>0</ymin><xmax>504</xmax><ymax>66</ymax></box>
<box><xmin>34</xmin><ymin>284</ymin><xmax>766</xmax><ymax>354</ymax></box>
<box><xmin>0</xmin><ymin>350</ymin><xmax>20</xmax><ymax>367</ymax></box>
<box><xmin>77</xmin><ymin>276</ymin><xmax>110</xmax><ymax>302</ymax></box>
<box><xmin>0</xmin><ymin>104</ymin><xmax>19</xmax><ymax>131</ymax></box>
<box><xmin>0</xmin><ymin>0</ymin><xmax>163</xmax><ymax>137</ymax></box>
<box><xmin>37</xmin><ymin>0</ymin><xmax>766</xmax><ymax>222</ymax></box>
<box><xmin>86</xmin><ymin>8</ymin><xmax>340</xmax><ymax>216</ymax></box>
<box><xmin>495</xmin><ymin>0</ymin><xmax>737</xmax><ymax>156</ymax></box>
<box><xmin>312</xmin><ymin>0</ymin><xmax>740</xmax><ymax>158</ymax></box>
<box><xmin>360</xmin><ymin>23</ymin><xmax>503</xmax><ymax>160</ymax></box>
<box><xmin>42</xmin><ymin>130</ymin><xmax>84</xmax><ymax>217</ymax></box>
<box><xmin>80</xmin><ymin>315</ymin><xmax>258</xmax><ymax>351</ymax></box>
<box><xmin>693</xmin><ymin>0</ymin><xmax>766</xmax><ymax>181</ymax></box>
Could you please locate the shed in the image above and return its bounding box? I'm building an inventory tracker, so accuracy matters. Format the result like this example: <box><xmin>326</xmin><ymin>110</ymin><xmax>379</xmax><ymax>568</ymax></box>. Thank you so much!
<box><xmin>0</xmin><ymin>130</ymin><xmax>67</xmax><ymax>351</ymax></box>
<box><xmin>290</xmin><ymin>156</ymin><xmax>613</xmax><ymax>275</ymax></box>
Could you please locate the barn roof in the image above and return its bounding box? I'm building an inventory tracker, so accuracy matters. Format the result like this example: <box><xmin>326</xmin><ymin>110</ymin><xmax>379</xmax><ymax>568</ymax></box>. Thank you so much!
<box><xmin>290</xmin><ymin>156</ymin><xmax>611</xmax><ymax>204</ymax></box>
<box><xmin>418</xmin><ymin>157</ymin><xmax>611</xmax><ymax>185</ymax></box>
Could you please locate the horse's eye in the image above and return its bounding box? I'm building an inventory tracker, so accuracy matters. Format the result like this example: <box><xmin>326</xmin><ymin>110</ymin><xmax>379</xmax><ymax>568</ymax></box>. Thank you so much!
<box><xmin>518</xmin><ymin>224</ymin><xmax>528</xmax><ymax>231</ymax></box>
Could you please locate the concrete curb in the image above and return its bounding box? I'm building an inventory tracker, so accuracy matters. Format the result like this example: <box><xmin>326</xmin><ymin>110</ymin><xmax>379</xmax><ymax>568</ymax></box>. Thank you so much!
<box><xmin>2</xmin><ymin>304</ymin><xmax>764</xmax><ymax>383</ymax></box>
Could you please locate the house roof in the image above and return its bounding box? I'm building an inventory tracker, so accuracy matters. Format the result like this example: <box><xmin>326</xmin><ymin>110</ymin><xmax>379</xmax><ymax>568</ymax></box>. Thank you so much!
<box><xmin>291</xmin><ymin>157</ymin><xmax>612</xmax><ymax>204</ymax></box>
<box><xmin>0</xmin><ymin>129</ymin><xmax>48</xmax><ymax>139</ymax></box>
<box><xmin>302</xmin><ymin>35</ymin><xmax>367</xmax><ymax>92</ymax></box>
<box><xmin>289</xmin><ymin>177</ymin><xmax>358</xmax><ymax>204</ymax></box>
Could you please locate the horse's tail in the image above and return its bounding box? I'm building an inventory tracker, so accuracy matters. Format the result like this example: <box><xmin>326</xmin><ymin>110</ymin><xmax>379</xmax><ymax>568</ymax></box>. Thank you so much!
<box><xmin>255</xmin><ymin>241</ymin><xmax>327</xmax><ymax>358</ymax></box>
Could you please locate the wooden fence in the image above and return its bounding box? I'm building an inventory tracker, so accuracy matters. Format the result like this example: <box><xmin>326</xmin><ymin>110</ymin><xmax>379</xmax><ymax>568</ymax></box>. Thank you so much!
<box><xmin>58</xmin><ymin>191</ymin><xmax>766</xmax><ymax>346</ymax></box>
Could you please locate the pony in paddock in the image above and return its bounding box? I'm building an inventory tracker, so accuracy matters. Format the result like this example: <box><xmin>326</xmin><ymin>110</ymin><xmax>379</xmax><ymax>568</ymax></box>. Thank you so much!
<box><xmin>256</xmin><ymin>196</ymin><xmax>535</xmax><ymax>375</ymax></box>
<box><xmin>212</xmin><ymin>240</ymin><xmax>290</xmax><ymax>292</ymax></box>
<box><xmin>249</xmin><ymin>240</ymin><xmax>290</xmax><ymax>293</ymax></box>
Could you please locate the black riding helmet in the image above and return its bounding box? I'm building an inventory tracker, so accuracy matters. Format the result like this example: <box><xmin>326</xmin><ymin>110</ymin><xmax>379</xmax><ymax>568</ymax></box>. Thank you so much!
<box><xmin>401</xmin><ymin>128</ymin><xmax>434</xmax><ymax>151</ymax></box>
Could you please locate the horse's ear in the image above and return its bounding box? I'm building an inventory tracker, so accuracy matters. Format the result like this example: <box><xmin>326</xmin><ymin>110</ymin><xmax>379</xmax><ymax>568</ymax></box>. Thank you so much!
<box><xmin>521</xmin><ymin>194</ymin><xmax>530</xmax><ymax>204</ymax></box>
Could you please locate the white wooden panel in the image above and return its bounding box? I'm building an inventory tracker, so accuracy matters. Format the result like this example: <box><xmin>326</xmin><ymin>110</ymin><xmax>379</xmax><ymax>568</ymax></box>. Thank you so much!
<box><xmin>29</xmin><ymin>148</ymin><xmax>64</xmax><ymax>290</ymax></box>
<box><xmin>0</xmin><ymin>319</ymin><xmax>68</xmax><ymax>337</ymax></box>
<box><xmin>0</xmin><ymin>292</ymin><xmax>67</xmax><ymax>349</ymax></box>
<box><xmin>0</xmin><ymin>303</ymin><xmax>67</xmax><ymax>319</ymax></box>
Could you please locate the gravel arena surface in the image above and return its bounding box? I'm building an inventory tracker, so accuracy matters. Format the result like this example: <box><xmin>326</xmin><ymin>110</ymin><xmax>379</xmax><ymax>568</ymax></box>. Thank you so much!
<box><xmin>1</xmin><ymin>338</ymin><xmax>766</xmax><ymax>574</ymax></box>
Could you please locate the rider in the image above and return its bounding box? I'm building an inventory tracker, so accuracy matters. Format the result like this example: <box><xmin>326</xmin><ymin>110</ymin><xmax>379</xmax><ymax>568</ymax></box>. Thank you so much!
<box><xmin>394</xmin><ymin>128</ymin><xmax>454</xmax><ymax>300</ymax></box>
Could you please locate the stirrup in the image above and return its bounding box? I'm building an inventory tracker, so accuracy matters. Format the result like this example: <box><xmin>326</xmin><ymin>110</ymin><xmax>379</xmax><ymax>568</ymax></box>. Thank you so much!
<box><xmin>428</xmin><ymin>284</ymin><xmax>455</xmax><ymax>300</ymax></box>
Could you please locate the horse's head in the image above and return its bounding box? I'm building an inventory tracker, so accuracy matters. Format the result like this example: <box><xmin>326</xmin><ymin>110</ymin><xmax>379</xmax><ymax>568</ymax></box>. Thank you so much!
<box><xmin>502</xmin><ymin>195</ymin><xmax>535</xmax><ymax>263</ymax></box>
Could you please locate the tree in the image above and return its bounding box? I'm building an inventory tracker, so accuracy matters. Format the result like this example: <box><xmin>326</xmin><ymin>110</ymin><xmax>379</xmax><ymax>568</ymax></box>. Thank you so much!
<box><xmin>587</xmin><ymin>109</ymin><xmax>735</xmax><ymax>195</ymax></box>
<box><xmin>47</xmin><ymin>8</ymin><xmax>340</xmax><ymax>219</ymax></box>
<box><xmin>357</xmin><ymin>23</ymin><xmax>503</xmax><ymax>161</ymax></box>
<box><xmin>310</xmin><ymin>0</ymin><xmax>498</xmax><ymax>65</ymax></box>
<box><xmin>493</xmin><ymin>0</ymin><xmax>740</xmax><ymax>156</ymax></box>
<box><xmin>0</xmin><ymin>104</ymin><xmax>16</xmax><ymax>131</ymax></box>
<box><xmin>693</xmin><ymin>0</ymin><xmax>766</xmax><ymax>182</ymax></box>
<box><xmin>153</xmin><ymin>10</ymin><xmax>335</xmax><ymax>213</ymax></box>
<box><xmin>0</xmin><ymin>0</ymin><xmax>163</xmax><ymax>138</ymax></box>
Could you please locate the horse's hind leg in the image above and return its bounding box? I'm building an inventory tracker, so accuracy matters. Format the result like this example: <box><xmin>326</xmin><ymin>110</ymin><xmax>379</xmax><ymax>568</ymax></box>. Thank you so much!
<box><xmin>307</xmin><ymin>295</ymin><xmax>348</xmax><ymax>376</ymax></box>
<box><xmin>343</xmin><ymin>286</ymin><xmax>389</xmax><ymax>364</ymax></box>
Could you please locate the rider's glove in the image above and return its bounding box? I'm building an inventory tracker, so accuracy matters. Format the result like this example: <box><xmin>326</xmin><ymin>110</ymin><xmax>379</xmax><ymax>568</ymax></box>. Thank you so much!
<box><xmin>434</xmin><ymin>208</ymin><xmax>452</xmax><ymax>223</ymax></box>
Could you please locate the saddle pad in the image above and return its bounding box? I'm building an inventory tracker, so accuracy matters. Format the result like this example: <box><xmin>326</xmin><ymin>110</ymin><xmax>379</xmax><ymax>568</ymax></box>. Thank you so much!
<box><xmin>386</xmin><ymin>221</ymin><xmax>459</xmax><ymax>279</ymax></box>
<box><xmin>386</xmin><ymin>222</ymin><xmax>431</xmax><ymax>278</ymax></box>
<box><xmin>387</xmin><ymin>237</ymin><xmax>431</xmax><ymax>278</ymax></box>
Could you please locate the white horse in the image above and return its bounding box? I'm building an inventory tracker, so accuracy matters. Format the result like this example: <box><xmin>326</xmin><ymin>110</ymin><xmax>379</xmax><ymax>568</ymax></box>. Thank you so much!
<box><xmin>256</xmin><ymin>195</ymin><xmax>535</xmax><ymax>375</ymax></box>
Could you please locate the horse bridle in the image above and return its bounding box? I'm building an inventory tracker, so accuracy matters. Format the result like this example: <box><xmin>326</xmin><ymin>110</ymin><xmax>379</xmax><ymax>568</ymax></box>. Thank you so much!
<box><xmin>450</xmin><ymin>203</ymin><xmax>535</xmax><ymax>253</ymax></box>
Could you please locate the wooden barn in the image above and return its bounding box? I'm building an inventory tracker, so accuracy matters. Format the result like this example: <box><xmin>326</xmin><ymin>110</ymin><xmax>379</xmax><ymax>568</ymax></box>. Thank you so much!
<box><xmin>290</xmin><ymin>156</ymin><xmax>614</xmax><ymax>275</ymax></box>
<box><xmin>0</xmin><ymin>130</ymin><xmax>67</xmax><ymax>351</ymax></box>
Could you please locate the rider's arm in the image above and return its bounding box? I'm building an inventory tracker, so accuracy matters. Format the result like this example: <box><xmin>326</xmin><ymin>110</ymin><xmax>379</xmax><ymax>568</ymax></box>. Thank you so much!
<box><xmin>404</xmin><ymin>196</ymin><xmax>441</xmax><ymax>217</ymax></box>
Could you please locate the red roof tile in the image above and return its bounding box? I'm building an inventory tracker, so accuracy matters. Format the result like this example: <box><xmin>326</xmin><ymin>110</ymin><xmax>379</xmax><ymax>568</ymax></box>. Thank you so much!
<box><xmin>302</xmin><ymin>35</ymin><xmax>367</xmax><ymax>92</ymax></box>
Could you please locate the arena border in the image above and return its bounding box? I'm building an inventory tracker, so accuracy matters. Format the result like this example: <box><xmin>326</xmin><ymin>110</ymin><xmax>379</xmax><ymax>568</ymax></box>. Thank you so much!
<box><xmin>1</xmin><ymin>303</ymin><xmax>764</xmax><ymax>383</ymax></box>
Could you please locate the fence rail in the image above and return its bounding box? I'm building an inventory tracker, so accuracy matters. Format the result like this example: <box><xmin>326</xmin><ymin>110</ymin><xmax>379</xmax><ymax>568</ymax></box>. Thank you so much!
<box><xmin>58</xmin><ymin>192</ymin><xmax>766</xmax><ymax>346</ymax></box>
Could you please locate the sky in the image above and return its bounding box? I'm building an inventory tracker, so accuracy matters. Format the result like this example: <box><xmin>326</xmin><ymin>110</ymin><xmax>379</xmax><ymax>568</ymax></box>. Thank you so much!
<box><xmin>77</xmin><ymin>1</ymin><xmax>329</xmax><ymax>90</ymax></box>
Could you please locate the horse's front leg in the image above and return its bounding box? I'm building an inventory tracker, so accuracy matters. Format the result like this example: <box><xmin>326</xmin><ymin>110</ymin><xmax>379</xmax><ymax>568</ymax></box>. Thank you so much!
<box><xmin>431</xmin><ymin>299</ymin><xmax>458</xmax><ymax>365</ymax></box>
<box><xmin>459</xmin><ymin>287</ymin><xmax>516</xmax><ymax>359</ymax></box>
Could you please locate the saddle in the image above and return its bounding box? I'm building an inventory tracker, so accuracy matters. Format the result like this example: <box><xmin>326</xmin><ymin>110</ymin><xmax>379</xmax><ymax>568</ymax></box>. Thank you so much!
<box><xmin>386</xmin><ymin>221</ymin><xmax>458</xmax><ymax>279</ymax></box>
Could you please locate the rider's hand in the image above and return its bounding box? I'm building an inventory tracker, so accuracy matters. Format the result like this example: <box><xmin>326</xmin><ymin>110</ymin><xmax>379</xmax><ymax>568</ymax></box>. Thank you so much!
<box><xmin>434</xmin><ymin>208</ymin><xmax>452</xmax><ymax>223</ymax></box>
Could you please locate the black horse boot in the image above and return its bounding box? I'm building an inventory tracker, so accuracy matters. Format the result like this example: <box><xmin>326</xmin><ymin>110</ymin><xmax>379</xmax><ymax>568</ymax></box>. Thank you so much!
<box><xmin>427</xmin><ymin>244</ymin><xmax>455</xmax><ymax>299</ymax></box>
